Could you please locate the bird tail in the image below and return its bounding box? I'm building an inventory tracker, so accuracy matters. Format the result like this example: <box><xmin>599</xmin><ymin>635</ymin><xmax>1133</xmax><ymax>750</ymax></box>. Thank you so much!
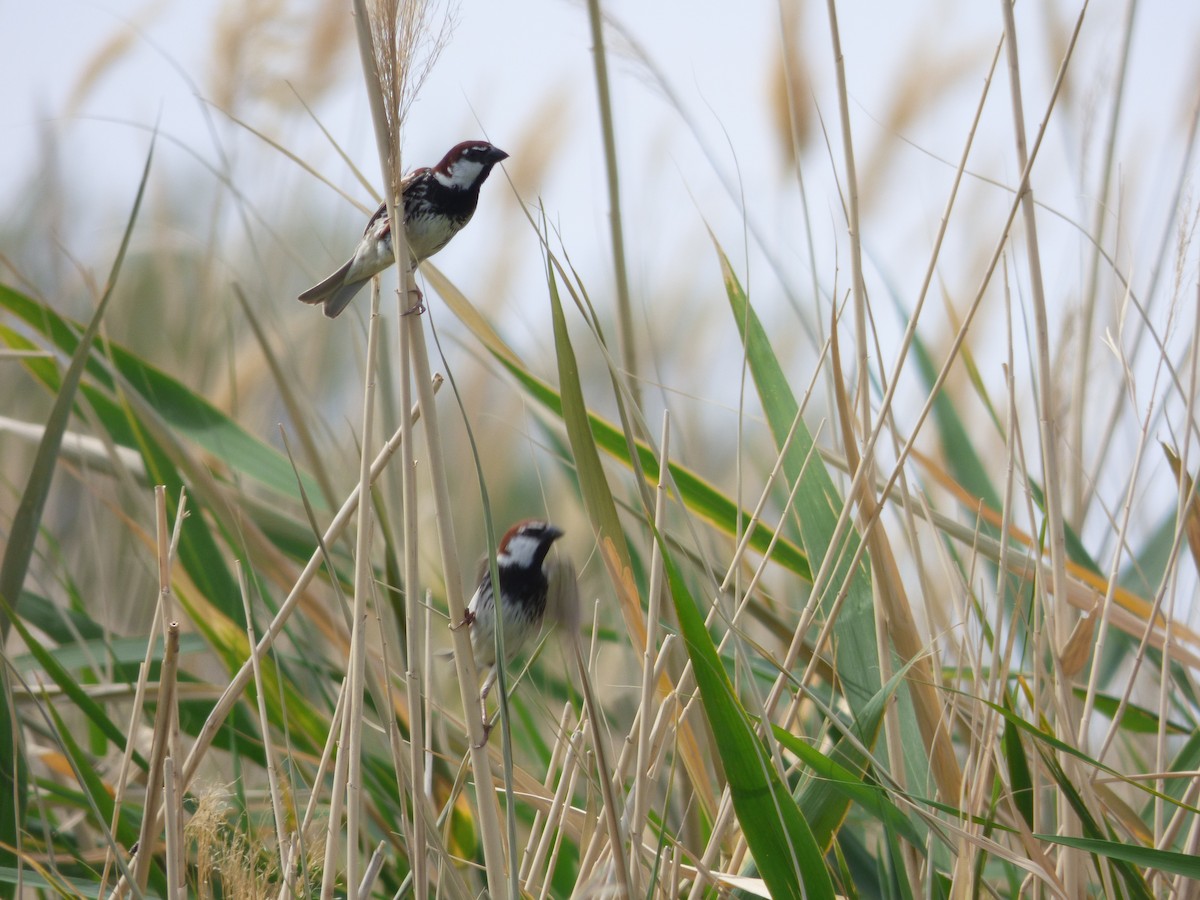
<box><xmin>298</xmin><ymin>260</ymin><xmax>366</xmax><ymax>318</ymax></box>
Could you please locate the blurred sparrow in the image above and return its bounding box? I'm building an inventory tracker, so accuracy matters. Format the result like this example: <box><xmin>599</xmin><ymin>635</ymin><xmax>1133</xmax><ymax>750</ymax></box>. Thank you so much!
<box><xmin>298</xmin><ymin>140</ymin><xmax>509</xmax><ymax>318</ymax></box>
<box><xmin>458</xmin><ymin>519</ymin><xmax>565</xmax><ymax>704</ymax></box>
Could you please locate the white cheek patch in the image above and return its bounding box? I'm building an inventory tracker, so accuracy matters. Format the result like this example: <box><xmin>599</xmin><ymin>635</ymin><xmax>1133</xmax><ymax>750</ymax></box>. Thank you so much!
<box><xmin>498</xmin><ymin>533</ymin><xmax>539</xmax><ymax>569</ymax></box>
<box><xmin>435</xmin><ymin>158</ymin><xmax>485</xmax><ymax>189</ymax></box>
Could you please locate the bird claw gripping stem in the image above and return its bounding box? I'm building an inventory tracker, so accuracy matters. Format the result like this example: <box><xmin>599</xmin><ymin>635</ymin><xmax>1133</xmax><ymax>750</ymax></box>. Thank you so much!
<box><xmin>401</xmin><ymin>286</ymin><xmax>425</xmax><ymax>316</ymax></box>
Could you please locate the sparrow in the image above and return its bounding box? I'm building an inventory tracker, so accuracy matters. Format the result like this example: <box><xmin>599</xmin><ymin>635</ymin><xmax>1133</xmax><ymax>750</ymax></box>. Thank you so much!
<box><xmin>459</xmin><ymin>519</ymin><xmax>565</xmax><ymax>704</ymax></box>
<box><xmin>298</xmin><ymin>140</ymin><xmax>509</xmax><ymax>318</ymax></box>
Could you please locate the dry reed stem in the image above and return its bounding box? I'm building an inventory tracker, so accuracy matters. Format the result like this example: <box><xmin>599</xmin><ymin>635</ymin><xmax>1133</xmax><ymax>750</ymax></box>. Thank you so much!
<box><xmin>341</xmin><ymin>12</ymin><xmax>433</xmax><ymax>881</ymax></box>
<box><xmin>754</xmin><ymin>16</ymin><xmax>1090</xmax><ymax>870</ymax></box>
<box><xmin>278</xmin><ymin>667</ymin><xmax>348</xmax><ymax>899</ymax></box>
<box><xmin>585</xmin><ymin>0</ymin><xmax>640</xmax><ymax>411</ymax></box>
<box><xmin>127</xmin><ymin>617</ymin><xmax>180</xmax><ymax>896</ymax></box>
<box><xmin>109</xmin><ymin>487</ymin><xmax>182</xmax><ymax>898</ymax></box>
<box><xmin>821</xmin><ymin>0</ymin><xmax>869</xmax><ymax>440</ymax></box>
<box><xmin>1069</xmin><ymin>0</ymin><xmax>1138</xmax><ymax>524</ymax></box>
<box><xmin>319</xmin><ymin>675</ymin><xmax>351</xmax><ymax>898</ymax></box>
<box><xmin>567</xmin><ymin>580</ymin><xmax>633</xmax><ymax>894</ymax></box>
<box><xmin>162</xmin><ymin>754</ymin><xmax>181</xmax><ymax>900</ymax></box>
<box><xmin>340</xmin><ymin>275</ymin><xmax>385</xmax><ymax>894</ymax></box>
<box><xmin>1086</xmin><ymin>92</ymin><xmax>1200</xmax><ymax>499</ymax></box>
<box><xmin>997</xmin><ymin>8</ymin><xmax>1097</xmax><ymax>889</ymax></box>
<box><xmin>684</xmin><ymin>791</ymin><xmax>736</xmax><ymax>900</ymax></box>
<box><xmin>532</xmin><ymin>730</ymin><xmax>585</xmax><ymax>899</ymax></box>
<box><xmin>630</xmin><ymin>411</ymin><xmax>670</xmax><ymax>881</ymax></box>
<box><xmin>829</xmin><ymin>276</ymin><xmax>963</xmax><ymax>809</ymax></box>
<box><xmin>518</xmin><ymin>704</ymin><xmax>575</xmax><ymax>885</ymax></box>
<box><xmin>171</xmin><ymin>387</ymin><xmax>436</xmax><ymax>824</ymax></box>
<box><xmin>952</xmin><ymin>277</ymin><xmax>1022</xmax><ymax>890</ymax></box>
<box><xmin>358</xmin><ymin>841</ymin><xmax>387</xmax><ymax>895</ymax></box>
<box><xmin>399</xmin><ymin>287</ymin><xmax>428</xmax><ymax>900</ymax></box>
<box><xmin>1078</xmin><ymin>361</ymin><xmax>1163</xmax><ymax>740</ymax></box>
<box><xmin>408</xmin><ymin>319</ymin><xmax>509</xmax><ymax>892</ymax></box>
<box><xmin>236</xmin><ymin>562</ymin><xmax>288</xmax><ymax>867</ymax></box>
<box><xmin>100</xmin><ymin>486</ymin><xmax>183</xmax><ymax>895</ymax></box>
<box><xmin>998</xmin><ymin>0</ymin><xmax>1075</xmax><ymax>695</ymax></box>
<box><xmin>350</xmin><ymin>0</ymin><xmax>509</xmax><ymax>891</ymax></box>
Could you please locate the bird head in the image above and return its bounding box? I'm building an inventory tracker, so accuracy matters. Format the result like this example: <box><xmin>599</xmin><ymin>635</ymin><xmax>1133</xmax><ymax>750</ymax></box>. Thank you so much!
<box><xmin>497</xmin><ymin>520</ymin><xmax>564</xmax><ymax>571</ymax></box>
<box><xmin>433</xmin><ymin>141</ymin><xmax>509</xmax><ymax>191</ymax></box>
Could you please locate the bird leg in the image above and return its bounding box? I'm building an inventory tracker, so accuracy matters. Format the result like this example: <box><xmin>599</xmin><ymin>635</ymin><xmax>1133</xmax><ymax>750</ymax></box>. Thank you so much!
<box><xmin>473</xmin><ymin>667</ymin><xmax>500</xmax><ymax>747</ymax></box>
<box><xmin>401</xmin><ymin>282</ymin><xmax>425</xmax><ymax>316</ymax></box>
<box><xmin>448</xmin><ymin>608</ymin><xmax>476</xmax><ymax>631</ymax></box>
<box><xmin>479</xmin><ymin>665</ymin><xmax>498</xmax><ymax>703</ymax></box>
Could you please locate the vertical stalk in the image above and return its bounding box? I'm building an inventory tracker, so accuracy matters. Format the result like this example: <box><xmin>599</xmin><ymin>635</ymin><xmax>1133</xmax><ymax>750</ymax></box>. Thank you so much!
<box><xmin>344</xmin><ymin>3</ymin><xmax>481</xmax><ymax>893</ymax></box>
<box><xmin>344</xmin><ymin>280</ymin><xmax>383</xmax><ymax>895</ymax></box>
<box><xmin>997</xmin><ymin>1</ymin><xmax>1087</xmax><ymax>893</ymax></box>
<box><xmin>586</xmin><ymin>0</ymin><xmax>640</xmax><ymax>409</ymax></box>
<box><xmin>997</xmin><ymin>0</ymin><xmax>1077</xmax><ymax>706</ymax></box>
<box><xmin>631</xmin><ymin>412</ymin><xmax>670</xmax><ymax>889</ymax></box>
<box><xmin>400</xmin><ymin>308</ymin><xmax>427</xmax><ymax>898</ymax></box>
<box><xmin>1069</xmin><ymin>0</ymin><xmax>1138</xmax><ymax>523</ymax></box>
<box><xmin>823</xmin><ymin>0</ymin><xmax>870</xmax><ymax>442</ymax></box>
<box><xmin>406</xmin><ymin>315</ymin><xmax>507</xmax><ymax>896</ymax></box>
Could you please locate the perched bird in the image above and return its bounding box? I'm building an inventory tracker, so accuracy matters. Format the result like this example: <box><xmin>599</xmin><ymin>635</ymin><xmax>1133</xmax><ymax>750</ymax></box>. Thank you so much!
<box><xmin>460</xmin><ymin>519</ymin><xmax>565</xmax><ymax>703</ymax></box>
<box><xmin>298</xmin><ymin>140</ymin><xmax>509</xmax><ymax>318</ymax></box>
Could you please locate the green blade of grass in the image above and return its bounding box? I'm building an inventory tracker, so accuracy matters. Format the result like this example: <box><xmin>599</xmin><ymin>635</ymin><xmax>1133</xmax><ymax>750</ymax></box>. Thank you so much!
<box><xmin>714</xmin><ymin>237</ymin><xmax>879</xmax><ymax>714</ymax></box>
<box><xmin>784</xmin><ymin>663</ymin><xmax>926</xmax><ymax>851</ymax></box>
<box><xmin>774</xmin><ymin>719</ymin><xmax>923</xmax><ymax>850</ymax></box>
<box><xmin>547</xmin><ymin>254</ymin><xmax>634</xmax><ymax>896</ymax></box>
<box><xmin>0</xmin><ymin>322</ymin><xmax>247</xmax><ymax>623</ymax></box>
<box><xmin>1036</xmin><ymin>745</ymin><xmax>1154</xmax><ymax>899</ymax></box>
<box><xmin>1032</xmin><ymin>834</ymin><xmax>1200</xmax><ymax>880</ymax></box>
<box><xmin>0</xmin><ymin>285</ymin><xmax>324</xmax><ymax>504</ymax></box>
<box><xmin>2</xmin><ymin>600</ymin><xmax>152</xmax><ymax>775</ymax></box>
<box><xmin>39</xmin><ymin>681</ymin><xmax>159</xmax><ymax>895</ymax></box>
<box><xmin>661</xmin><ymin>543</ymin><xmax>834</xmax><ymax>898</ymax></box>
<box><xmin>1002</xmin><ymin>703</ymin><xmax>1035</xmax><ymax>830</ymax></box>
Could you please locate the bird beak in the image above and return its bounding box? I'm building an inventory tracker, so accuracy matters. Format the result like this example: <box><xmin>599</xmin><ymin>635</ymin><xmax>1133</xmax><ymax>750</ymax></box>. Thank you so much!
<box><xmin>546</xmin><ymin>525</ymin><xmax>564</xmax><ymax>541</ymax></box>
<box><xmin>489</xmin><ymin>146</ymin><xmax>510</xmax><ymax>164</ymax></box>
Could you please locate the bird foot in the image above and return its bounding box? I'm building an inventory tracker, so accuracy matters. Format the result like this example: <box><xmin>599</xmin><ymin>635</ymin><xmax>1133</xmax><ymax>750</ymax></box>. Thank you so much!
<box><xmin>474</xmin><ymin>716</ymin><xmax>493</xmax><ymax>749</ymax></box>
<box><xmin>449</xmin><ymin>609</ymin><xmax>476</xmax><ymax>632</ymax></box>
<box><xmin>401</xmin><ymin>286</ymin><xmax>425</xmax><ymax>316</ymax></box>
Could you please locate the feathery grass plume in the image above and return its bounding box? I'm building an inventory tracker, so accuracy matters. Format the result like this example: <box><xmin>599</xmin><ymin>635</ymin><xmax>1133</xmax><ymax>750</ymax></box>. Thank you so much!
<box><xmin>184</xmin><ymin>783</ymin><xmax>308</xmax><ymax>899</ymax></box>
<box><xmin>364</xmin><ymin>0</ymin><xmax>456</xmax><ymax>192</ymax></box>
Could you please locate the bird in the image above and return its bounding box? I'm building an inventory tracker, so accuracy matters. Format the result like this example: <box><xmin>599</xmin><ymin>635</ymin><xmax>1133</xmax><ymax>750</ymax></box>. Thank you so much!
<box><xmin>458</xmin><ymin>519</ymin><xmax>565</xmax><ymax>704</ymax></box>
<box><xmin>298</xmin><ymin>140</ymin><xmax>509</xmax><ymax>318</ymax></box>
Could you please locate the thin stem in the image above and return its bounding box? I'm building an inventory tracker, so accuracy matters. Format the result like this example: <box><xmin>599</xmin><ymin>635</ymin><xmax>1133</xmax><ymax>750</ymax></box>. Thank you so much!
<box><xmin>823</xmin><ymin>0</ymin><xmax>869</xmax><ymax>441</ymax></box>
<box><xmin>586</xmin><ymin>0</ymin><xmax>640</xmax><ymax>409</ymax></box>
<box><xmin>344</xmin><ymin>279</ymin><xmax>384</xmax><ymax>894</ymax></box>
<box><xmin>407</xmin><ymin>319</ymin><xmax>507</xmax><ymax>895</ymax></box>
<box><xmin>1069</xmin><ymin>0</ymin><xmax>1138</xmax><ymax>524</ymax></box>
<box><xmin>400</xmin><ymin>303</ymin><xmax>427</xmax><ymax>899</ymax></box>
